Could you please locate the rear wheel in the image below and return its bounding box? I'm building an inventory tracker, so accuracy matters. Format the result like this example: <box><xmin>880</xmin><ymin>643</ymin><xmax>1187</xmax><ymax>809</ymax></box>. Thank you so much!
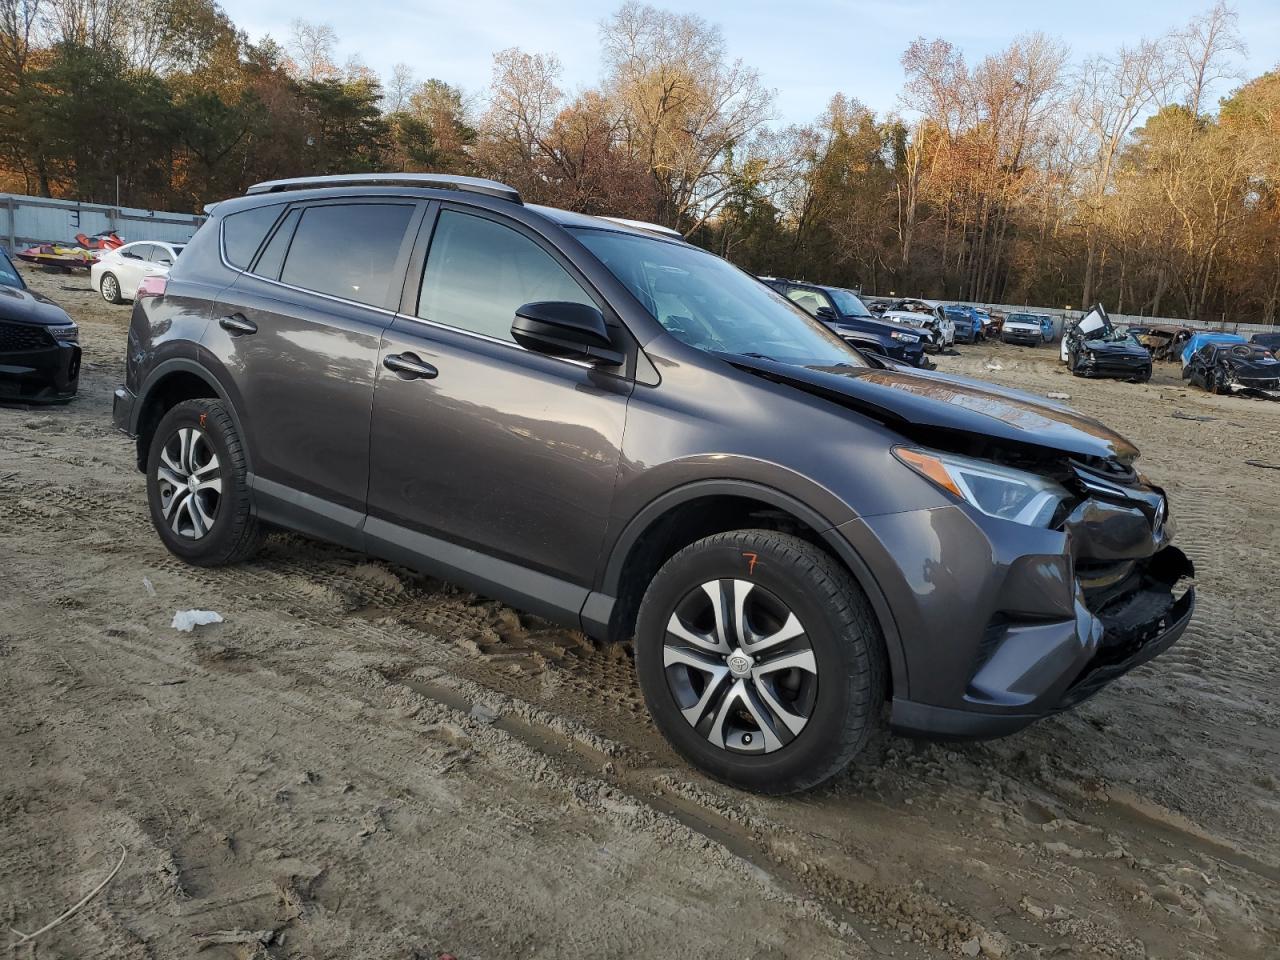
<box><xmin>634</xmin><ymin>530</ymin><xmax>886</xmax><ymax>794</ymax></box>
<box><xmin>100</xmin><ymin>272</ymin><xmax>122</xmax><ymax>304</ymax></box>
<box><xmin>146</xmin><ymin>399</ymin><xmax>262</xmax><ymax>567</ymax></box>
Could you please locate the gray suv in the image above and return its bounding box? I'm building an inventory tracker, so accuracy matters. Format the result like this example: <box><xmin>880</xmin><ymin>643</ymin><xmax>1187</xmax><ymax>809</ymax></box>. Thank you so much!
<box><xmin>113</xmin><ymin>174</ymin><xmax>1194</xmax><ymax>794</ymax></box>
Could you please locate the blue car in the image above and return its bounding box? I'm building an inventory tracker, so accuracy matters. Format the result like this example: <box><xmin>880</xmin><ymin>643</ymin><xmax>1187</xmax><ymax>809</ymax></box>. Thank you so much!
<box><xmin>1180</xmin><ymin>332</ymin><xmax>1247</xmax><ymax>371</ymax></box>
<box><xmin>943</xmin><ymin>304</ymin><xmax>982</xmax><ymax>344</ymax></box>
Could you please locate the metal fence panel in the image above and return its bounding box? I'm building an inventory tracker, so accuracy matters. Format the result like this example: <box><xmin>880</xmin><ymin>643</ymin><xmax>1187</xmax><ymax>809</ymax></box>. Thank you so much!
<box><xmin>0</xmin><ymin>193</ymin><xmax>205</xmax><ymax>250</ymax></box>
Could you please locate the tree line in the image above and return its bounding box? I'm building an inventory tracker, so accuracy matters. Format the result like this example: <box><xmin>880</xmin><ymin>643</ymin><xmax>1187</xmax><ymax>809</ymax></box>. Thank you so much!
<box><xmin>1</xmin><ymin>0</ymin><xmax>1277</xmax><ymax>322</ymax></box>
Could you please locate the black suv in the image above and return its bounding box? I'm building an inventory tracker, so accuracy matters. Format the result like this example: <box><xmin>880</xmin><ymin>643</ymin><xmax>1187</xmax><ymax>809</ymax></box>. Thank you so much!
<box><xmin>113</xmin><ymin>174</ymin><xmax>1194</xmax><ymax>794</ymax></box>
<box><xmin>759</xmin><ymin>278</ymin><xmax>932</xmax><ymax>367</ymax></box>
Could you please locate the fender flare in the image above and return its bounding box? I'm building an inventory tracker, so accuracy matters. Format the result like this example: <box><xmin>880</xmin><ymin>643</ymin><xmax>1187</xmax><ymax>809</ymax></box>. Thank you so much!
<box><xmin>597</xmin><ymin>478</ymin><xmax>908</xmax><ymax>695</ymax></box>
<box><xmin>131</xmin><ymin>358</ymin><xmax>253</xmax><ymax>473</ymax></box>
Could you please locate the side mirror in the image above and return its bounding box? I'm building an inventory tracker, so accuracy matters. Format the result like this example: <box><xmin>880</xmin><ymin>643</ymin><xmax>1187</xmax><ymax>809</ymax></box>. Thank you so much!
<box><xmin>815</xmin><ymin>306</ymin><xmax>837</xmax><ymax>321</ymax></box>
<box><xmin>511</xmin><ymin>301</ymin><xmax>623</xmax><ymax>366</ymax></box>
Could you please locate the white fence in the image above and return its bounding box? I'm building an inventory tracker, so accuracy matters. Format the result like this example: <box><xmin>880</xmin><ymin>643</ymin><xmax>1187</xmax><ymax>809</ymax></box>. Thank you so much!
<box><xmin>0</xmin><ymin>193</ymin><xmax>204</xmax><ymax>250</ymax></box>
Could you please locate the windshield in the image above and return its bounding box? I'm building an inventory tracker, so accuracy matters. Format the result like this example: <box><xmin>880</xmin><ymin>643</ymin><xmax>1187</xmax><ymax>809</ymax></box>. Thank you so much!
<box><xmin>1007</xmin><ymin>313</ymin><xmax>1047</xmax><ymax>325</ymax></box>
<box><xmin>572</xmin><ymin>229</ymin><xmax>867</xmax><ymax>367</ymax></box>
<box><xmin>828</xmin><ymin>288</ymin><xmax>873</xmax><ymax>318</ymax></box>
<box><xmin>0</xmin><ymin>251</ymin><xmax>23</xmax><ymax>288</ymax></box>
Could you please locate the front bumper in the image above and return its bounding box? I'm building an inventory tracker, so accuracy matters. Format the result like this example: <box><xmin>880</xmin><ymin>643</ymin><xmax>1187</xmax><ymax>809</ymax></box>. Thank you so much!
<box><xmin>839</xmin><ymin>494</ymin><xmax>1193</xmax><ymax>741</ymax></box>
<box><xmin>0</xmin><ymin>337</ymin><xmax>81</xmax><ymax>403</ymax></box>
<box><xmin>1076</xmin><ymin>355</ymin><xmax>1151</xmax><ymax>380</ymax></box>
<box><xmin>1002</xmin><ymin>329</ymin><xmax>1042</xmax><ymax>345</ymax></box>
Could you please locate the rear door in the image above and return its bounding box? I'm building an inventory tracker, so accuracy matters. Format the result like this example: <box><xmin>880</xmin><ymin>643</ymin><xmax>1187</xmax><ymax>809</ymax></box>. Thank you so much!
<box><xmin>202</xmin><ymin>198</ymin><xmax>424</xmax><ymax>546</ymax></box>
<box><xmin>365</xmin><ymin>203</ymin><xmax>631</xmax><ymax>613</ymax></box>
<box><xmin>116</xmin><ymin>243</ymin><xmax>152</xmax><ymax>298</ymax></box>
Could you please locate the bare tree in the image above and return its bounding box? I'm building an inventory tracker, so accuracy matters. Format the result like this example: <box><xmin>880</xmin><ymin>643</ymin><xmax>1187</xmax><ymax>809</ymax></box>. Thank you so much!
<box><xmin>600</xmin><ymin>1</ymin><xmax>774</xmax><ymax>234</ymax></box>
<box><xmin>384</xmin><ymin>62</ymin><xmax>415</xmax><ymax>114</ymax></box>
<box><xmin>288</xmin><ymin>18</ymin><xmax>338</xmax><ymax>81</ymax></box>
<box><xmin>1172</xmin><ymin>0</ymin><xmax>1246</xmax><ymax>116</ymax></box>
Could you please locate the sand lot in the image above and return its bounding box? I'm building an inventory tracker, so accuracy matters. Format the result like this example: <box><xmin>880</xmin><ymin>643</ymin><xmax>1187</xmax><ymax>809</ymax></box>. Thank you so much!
<box><xmin>2</xmin><ymin>267</ymin><xmax>1278</xmax><ymax>959</ymax></box>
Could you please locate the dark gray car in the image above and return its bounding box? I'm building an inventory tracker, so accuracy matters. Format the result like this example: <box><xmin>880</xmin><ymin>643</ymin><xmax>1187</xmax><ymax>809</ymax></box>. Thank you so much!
<box><xmin>113</xmin><ymin>174</ymin><xmax>1194</xmax><ymax>794</ymax></box>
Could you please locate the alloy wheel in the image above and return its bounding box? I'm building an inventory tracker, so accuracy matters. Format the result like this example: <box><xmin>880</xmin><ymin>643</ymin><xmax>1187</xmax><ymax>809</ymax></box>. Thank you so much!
<box><xmin>102</xmin><ymin>275</ymin><xmax>118</xmax><ymax>302</ymax></box>
<box><xmin>155</xmin><ymin>426</ymin><xmax>222</xmax><ymax>539</ymax></box>
<box><xmin>663</xmin><ymin>579</ymin><xmax>818</xmax><ymax>755</ymax></box>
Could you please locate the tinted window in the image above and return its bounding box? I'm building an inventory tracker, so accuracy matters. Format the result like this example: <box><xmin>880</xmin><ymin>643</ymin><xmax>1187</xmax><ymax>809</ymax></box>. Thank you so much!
<box><xmin>149</xmin><ymin>245</ymin><xmax>173</xmax><ymax>264</ymax></box>
<box><xmin>786</xmin><ymin>287</ymin><xmax>830</xmax><ymax>317</ymax></box>
<box><xmin>253</xmin><ymin>208</ymin><xmax>301</xmax><ymax>280</ymax></box>
<box><xmin>0</xmin><ymin>251</ymin><xmax>23</xmax><ymax>288</ymax></box>
<box><xmin>418</xmin><ymin>210</ymin><xmax>594</xmax><ymax>341</ymax></box>
<box><xmin>121</xmin><ymin>243</ymin><xmax>148</xmax><ymax>261</ymax></box>
<box><xmin>223</xmin><ymin>204</ymin><xmax>285</xmax><ymax>269</ymax></box>
<box><xmin>281</xmin><ymin>203</ymin><xmax>414</xmax><ymax>307</ymax></box>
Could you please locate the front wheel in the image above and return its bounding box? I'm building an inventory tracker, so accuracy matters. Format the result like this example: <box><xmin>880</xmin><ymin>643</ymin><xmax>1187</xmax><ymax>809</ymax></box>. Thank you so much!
<box><xmin>146</xmin><ymin>398</ymin><xmax>263</xmax><ymax>567</ymax></box>
<box><xmin>100</xmin><ymin>272</ymin><xmax>123</xmax><ymax>304</ymax></box>
<box><xmin>634</xmin><ymin>530</ymin><xmax>886</xmax><ymax>794</ymax></box>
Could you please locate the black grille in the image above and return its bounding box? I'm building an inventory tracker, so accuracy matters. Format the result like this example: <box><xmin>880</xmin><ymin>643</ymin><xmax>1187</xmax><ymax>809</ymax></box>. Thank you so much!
<box><xmin>0</xmin><ymin>320</ymin><xmax>54</xmax><ymax>352</ymax></box>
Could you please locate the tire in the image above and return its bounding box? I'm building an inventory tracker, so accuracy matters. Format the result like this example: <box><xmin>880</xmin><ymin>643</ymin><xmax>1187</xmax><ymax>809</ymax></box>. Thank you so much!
<box><xmin>145</xmin><ymin>398</ymin><xmax>263</xmax><ymax>567</ymax></box>
<box><xmin>100</xmin><ymin>272</ymin><xmax>123</xmax><ymax>304</ymax></box>
<box><xmin>634</xmin><ymin>530</ymin><xmax>886</xmax><ymax>794</ymax></box>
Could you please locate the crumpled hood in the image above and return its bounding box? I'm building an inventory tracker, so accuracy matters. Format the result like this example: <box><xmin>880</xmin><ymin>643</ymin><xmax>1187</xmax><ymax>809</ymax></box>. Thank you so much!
<box><xmin>0</xmin><ymin>284</ymin><xmax>73</xmax><ymax>326</ymax></box>
<box><xmin>1081</xmin><ymin>336</ymin><xmax>1149</xmax><ymax>357</ymax></box>
<box><xmin>728</xmin><ymin>353</ymin><xmax>1140</xmax><ymax>463</ymax></box>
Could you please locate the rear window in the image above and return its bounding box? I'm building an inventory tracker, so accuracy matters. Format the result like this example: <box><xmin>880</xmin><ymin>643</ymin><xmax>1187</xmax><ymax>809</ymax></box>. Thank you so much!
<box><xmin>280</xmin><ymin>203</ymin><xmax>414</xmax><ymax>307</ymax></box>
<box><xmin>222</xmin><ymin>204</ymin><xmax>285</xmax><ymax>269</ymax></box>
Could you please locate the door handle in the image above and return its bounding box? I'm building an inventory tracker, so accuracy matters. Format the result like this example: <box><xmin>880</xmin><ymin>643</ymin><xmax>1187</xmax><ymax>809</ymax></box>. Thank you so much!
<box><xmin>219</xmin><ymin>314</ymin><xmax>257</xmax><ymax>336</ymax></box>
<box><xmin>383</xmin><ymin>352</ymin><xmax>438</xmax><ymax>380</ymax></box>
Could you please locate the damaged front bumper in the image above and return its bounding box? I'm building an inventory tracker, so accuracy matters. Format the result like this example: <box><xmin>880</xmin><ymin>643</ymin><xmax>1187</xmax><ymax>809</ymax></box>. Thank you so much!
<box><xmin>839</xmin><ymin>479</ymin><xmax>1194</xmax><ymax>740</ymax></box>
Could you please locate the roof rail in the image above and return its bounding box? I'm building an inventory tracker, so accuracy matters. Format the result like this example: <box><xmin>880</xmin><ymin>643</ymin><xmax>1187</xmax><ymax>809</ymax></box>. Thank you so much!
<box><xmin>245</xmin><ymin>173</ymin><xmax>522</xmax><ymax>204</ymax></box>
<box><xmin>597</xmin><ymin>216</ymin><xmax>684</xmax><ymax>240</ymax></box>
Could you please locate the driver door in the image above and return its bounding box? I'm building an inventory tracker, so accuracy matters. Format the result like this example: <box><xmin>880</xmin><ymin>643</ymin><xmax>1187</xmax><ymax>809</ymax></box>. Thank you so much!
<box><xmin>365</xmin><ymin>204</ymin><xmax>632</xmax><ymax>615</ymax></box>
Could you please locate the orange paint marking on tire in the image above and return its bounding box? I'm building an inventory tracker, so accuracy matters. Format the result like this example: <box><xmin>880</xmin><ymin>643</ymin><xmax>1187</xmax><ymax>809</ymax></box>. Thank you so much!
<box><xmin>742</xmin><ymin>551</ymin><xmax>758</xmax><ymax>575</ymax></box>
<box><xmin>199</xmin><ymin>412</ymin><xmax>207</xmax><ymax>428</ymax></box>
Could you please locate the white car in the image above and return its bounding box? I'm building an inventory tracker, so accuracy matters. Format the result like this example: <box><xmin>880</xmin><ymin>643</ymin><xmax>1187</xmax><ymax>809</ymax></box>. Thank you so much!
<box><xmin>881</xmin><ymin>299</ymin><xmax>955</xmax><ymax>351</ymax></box>
<box><xmin>91</xmin><ymin>240</ymin><xmax>185</xmax><ymax>304</ymax></box>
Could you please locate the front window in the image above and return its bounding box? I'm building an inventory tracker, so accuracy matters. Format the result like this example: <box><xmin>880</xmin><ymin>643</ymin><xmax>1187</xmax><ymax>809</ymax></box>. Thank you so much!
<box><xmin>827</xmin><ymin>288</ymin><xmax>873</xmax><ymax>318</ymax></box>
<box><xmin>0</xmin><ymin>252</ymin><xmax>23</xmax><ymax>288</ymax></box>
<box><xmin>572</xmin><ymin>229</ymin><xmax>867</xmax><ymax>367</ymax></box>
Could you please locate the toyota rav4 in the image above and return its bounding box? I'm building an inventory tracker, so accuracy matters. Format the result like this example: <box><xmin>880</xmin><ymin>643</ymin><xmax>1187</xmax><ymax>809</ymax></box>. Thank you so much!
<box><xmin>113</xmin><ymin>174</ymin><xmax>1194</xmax><ymax>794</ymax></box>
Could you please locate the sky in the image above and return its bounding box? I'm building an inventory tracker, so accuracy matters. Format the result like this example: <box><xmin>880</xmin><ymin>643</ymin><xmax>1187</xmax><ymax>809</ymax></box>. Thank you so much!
<box><xmin>218</xmin><ymin>0</ymin><xmax>1280</xmax><ymax>124</ymax></box>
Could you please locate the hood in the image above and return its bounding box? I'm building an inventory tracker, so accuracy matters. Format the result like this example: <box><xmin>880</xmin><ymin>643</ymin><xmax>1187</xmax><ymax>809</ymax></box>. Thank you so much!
<box><xmin>727</xmin><ymin>353</ymin><xmax>1139</xmax><ymax>464</ymax></box>
<box><xmin>1222</xmin><ymin>354</ymin><xmax>1280</xmax><ymax>376</ymax></box>
<box><xmin>835</xmin><ymin>317</ymin><xmax>927</xmax><ymax>340</ymax></box>
<box><xmin>0</xmin><ymin>283</ymin><xmax>73</xmax><ymax>326</ymax></box>
<box><xmin>1081</xmin><ymin>336</ymin><xmax>1149</xmax><ymax>357</ymax></box>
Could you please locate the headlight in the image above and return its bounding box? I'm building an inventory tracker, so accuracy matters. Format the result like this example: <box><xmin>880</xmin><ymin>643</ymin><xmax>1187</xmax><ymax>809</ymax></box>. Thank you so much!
<box><xmin>48</xmin><ymin>323</ymin><xmax>78</xmax><ymax>343</ymax></box>
<box><xmin>894</xmin><ymin>446</ymin><xmax>1069</xmax><ymax>527</ymax></box>
<box><xmin>890</xmin><ymin>331</ymin><xmax>920</xmax><ymax>343</ymax></box>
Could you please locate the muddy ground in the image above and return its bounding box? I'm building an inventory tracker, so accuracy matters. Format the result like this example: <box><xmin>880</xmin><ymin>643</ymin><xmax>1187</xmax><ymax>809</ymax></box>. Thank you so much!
<box><xmin>1</xmin><ymin>266</ymin><xmax>1277</xmax><ymax>960</ymax></box>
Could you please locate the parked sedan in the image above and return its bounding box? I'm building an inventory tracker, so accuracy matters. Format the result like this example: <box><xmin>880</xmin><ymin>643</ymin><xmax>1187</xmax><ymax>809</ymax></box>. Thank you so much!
<box><xmin>91</xmin><ymin>240</ymin><xmax>185</xmax><ymax>304</ymax></box>
<box><xmin>1185</xmin><ymin>342</ymin><xmax>1280</xmax><ymax>397</ymax></box>
<box><xmin>0</xmin><ymin>247</ymin><xmax>80</xmax><ymax>402</ymax></box>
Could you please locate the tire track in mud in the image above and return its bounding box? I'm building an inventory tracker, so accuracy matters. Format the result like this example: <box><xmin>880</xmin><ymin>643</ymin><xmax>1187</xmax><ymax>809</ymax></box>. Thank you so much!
<box><xmin>4</xmin><ymin>317</ymin><xmax>1280</xmax><ymax>958</ymax></box>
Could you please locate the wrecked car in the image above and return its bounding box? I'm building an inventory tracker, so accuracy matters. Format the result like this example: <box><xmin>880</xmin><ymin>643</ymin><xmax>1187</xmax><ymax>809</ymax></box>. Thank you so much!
<box><xmin>1131</xmin><ymin>324</ymin><xmax>1194</xmax><ymax>362</ymax></box>
<box><xmin>1062</xmin><ymin>304</ymin><xmax>1152</xmax><ymax>382</ymax></box>
<box><xmin>1002</xmin><ymin>311</ymin><xmax>1054</xmax><ymax>346</ymax></box>
<box><xmin>1185</xmin><ymin>341</ymin><xmax>1280</xmax><ymax>398</ymax></box>
<box><xmin>0</xmin><ymin>246</ymin><xmax>80</xmax><ymax>403</ymax></box>
<box><xmin>113</xmin><ymin>172</ymin><xmax>1195</xmax><ymax>794</ymax></box>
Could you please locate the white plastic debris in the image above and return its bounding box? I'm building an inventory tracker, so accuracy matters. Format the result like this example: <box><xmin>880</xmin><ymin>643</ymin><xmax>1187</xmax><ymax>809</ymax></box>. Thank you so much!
<box><xmin>171</xmin><ymin>610</ymin><xmax>224</xmax><ymax>632</ymax></box>
<box><xmin>984</xmin><ymin>361</ymin><xmax>1004</xmax><ymax>371</ymax></box>
<box><xmin>1046</xmin><ymin>392</ymin><xmax>1071</xmax><ymax>400</ymax></box>
<box><xmin>142</xmin><ymin>577</ymin><xmax>156</xmax><ymax>597</ymax></box>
